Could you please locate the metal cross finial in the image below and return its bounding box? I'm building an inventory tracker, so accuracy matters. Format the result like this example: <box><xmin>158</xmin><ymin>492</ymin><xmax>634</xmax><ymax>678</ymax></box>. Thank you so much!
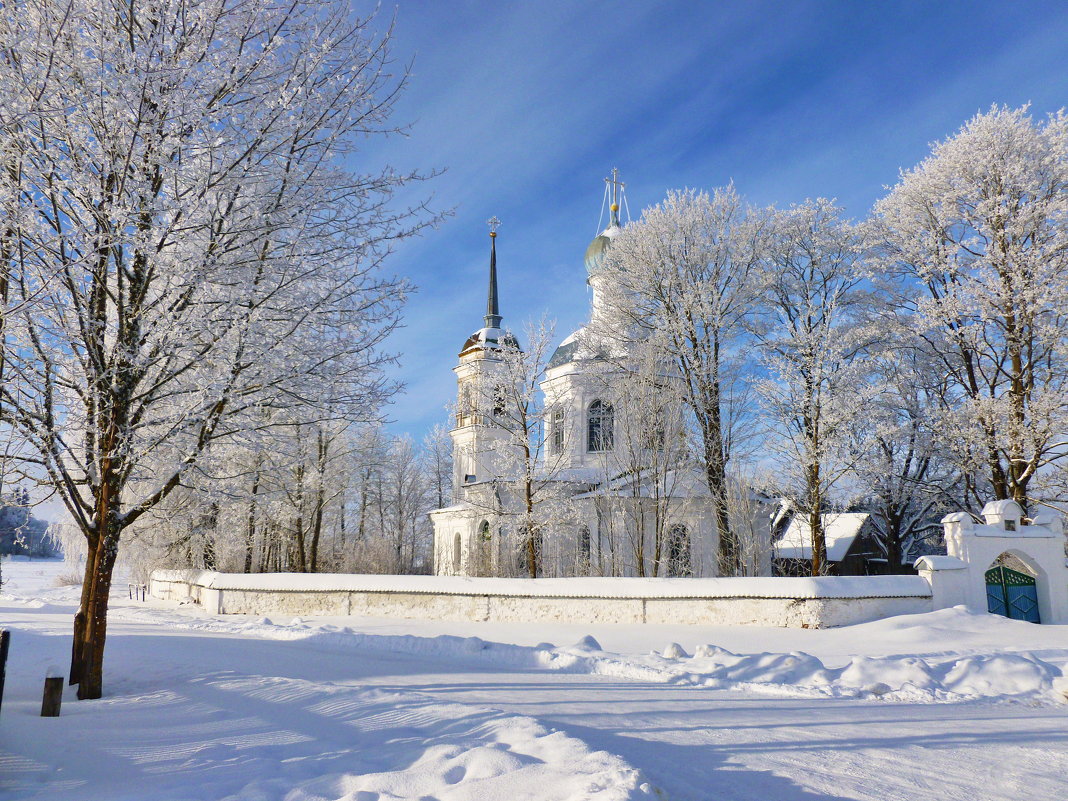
<box><xmin>487</xmin><ymin>216</ymin><xmax>502</xmax><ymax>236</ymax></box>
<box><xmin>604</xmin><ymin>168</ymin><xmax>625</xmax><ymax>207</ymax></box>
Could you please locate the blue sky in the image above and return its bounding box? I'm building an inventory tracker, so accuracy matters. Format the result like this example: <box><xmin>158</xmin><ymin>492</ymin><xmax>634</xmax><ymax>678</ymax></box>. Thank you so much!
<box><xmin>364</xmin><ymin>0</ymin><xmax>1068</xmax><ymax>440</ymax></box>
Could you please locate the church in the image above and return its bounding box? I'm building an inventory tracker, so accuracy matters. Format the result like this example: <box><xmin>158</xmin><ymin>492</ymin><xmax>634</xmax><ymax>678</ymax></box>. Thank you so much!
<box><xmin>430</xmin><ymin>173</ymin><xmax>772</xmax><ymax>579</ymax></box>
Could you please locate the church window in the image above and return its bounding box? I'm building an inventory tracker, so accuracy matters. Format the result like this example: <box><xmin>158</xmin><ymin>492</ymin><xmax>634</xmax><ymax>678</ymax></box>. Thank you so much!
<box><xmin>551</xmin><ymin>406</ymin><xmax>565</xmax><ymax>454</ymax></box>
<box><xmin>578</xmin><ymin>525</ymin><xmax>591</xmax><ymax>575</ymax></box>
<box><xmin>476</xmin><ymin>520</ymin><xmax>493</xmax><ymax>576</ymax></box>
<box><xmin>587</xmin><ymin>400</ymin><xmax>614</xmax><ymax>452</ymax></box>
<box><xmin>665</xmin><ymin>524</ymin><xmax>691</xmax><ymax>577</ymax></box>
<box><xmin>457</xmin><ymin>382</ymin><xmax>475</xmax><ymax>426</ymax></box>
<box><xmin>453</xmin><ymin>532</ymin><xmax>463</xmax><ymax>573</ymax></box>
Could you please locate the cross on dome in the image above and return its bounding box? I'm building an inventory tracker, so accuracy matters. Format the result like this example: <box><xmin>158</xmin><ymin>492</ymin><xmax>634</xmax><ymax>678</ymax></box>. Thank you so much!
<box><xmin>605</xmin><ymin>167</ymin><xmax>625</xmax><ymax>225</ymax></box>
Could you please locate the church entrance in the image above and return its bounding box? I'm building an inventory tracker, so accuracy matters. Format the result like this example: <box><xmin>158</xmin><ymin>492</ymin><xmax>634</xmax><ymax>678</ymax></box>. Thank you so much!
<box><xmin>985</xmin><ymin>564</ymin><xmax>1040</xmax><ymax>623</ymax></box>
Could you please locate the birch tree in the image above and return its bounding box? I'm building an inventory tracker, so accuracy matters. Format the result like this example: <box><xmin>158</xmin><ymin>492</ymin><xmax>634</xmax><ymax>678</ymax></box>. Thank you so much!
<box><xmin>0</xmin><ymin>0</ymin><xmax>426</xmax><ymax>698</ymax></box>
<box><xmin>872</xmin><ymin>105</ymin><xmax>1068</xmax><ymax>513</ymax></box>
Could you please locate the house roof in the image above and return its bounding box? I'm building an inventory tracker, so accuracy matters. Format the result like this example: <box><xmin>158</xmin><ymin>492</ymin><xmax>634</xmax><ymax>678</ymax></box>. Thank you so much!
<box><xmin>774</xmin><ymin>512</ymin><xmax>870</xmax><ymax>562</ymax></box>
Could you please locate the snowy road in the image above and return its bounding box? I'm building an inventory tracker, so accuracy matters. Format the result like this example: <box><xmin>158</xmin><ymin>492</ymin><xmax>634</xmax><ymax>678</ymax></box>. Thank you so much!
<box><xmin>2</xmin><ymin>559</ymin><xmax>1067</xmax><ymax>800</ymax></box>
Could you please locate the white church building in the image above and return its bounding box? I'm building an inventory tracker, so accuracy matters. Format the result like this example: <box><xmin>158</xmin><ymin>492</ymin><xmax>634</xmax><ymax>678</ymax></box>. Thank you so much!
<box><xmin>430</xmin><ymin>174</ymin><xmax>772</xmax><ymax>579</ymax></box>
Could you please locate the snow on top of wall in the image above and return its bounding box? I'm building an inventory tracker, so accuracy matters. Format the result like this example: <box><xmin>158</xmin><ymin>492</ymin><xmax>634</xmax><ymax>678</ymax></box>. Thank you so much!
<box><xmin>151</xmin><ymin>570</ymin><xmax>931</xmax><ymax>599</ymax></box>
<box><xmin>775</xmin><ymin>512</ymin><xmax>870</xmax><ymax>562</ymax></box>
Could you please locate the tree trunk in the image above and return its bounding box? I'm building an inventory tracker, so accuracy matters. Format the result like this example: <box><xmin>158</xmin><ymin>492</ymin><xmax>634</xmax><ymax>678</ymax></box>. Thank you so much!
<box><xmin>76</xmin><ymin>532</ymin><xmax>119</xmax><ymax>699</ymax></box>
<box><xmin>704</xmin><ymin>452</ymin><xmax>736</xmax><ymax>576</ymax></box>
<box><xmin>522</xmin><ymin>442</ymin><xmax>539</xmax><ymax>578</ymax></box>
<box><xmin>292</xmin><ymin>462</ymin><xmax>306</xmax><ymax>572</ymax></box>
<box><xmin>808</xmin><ymin>461</ymin><xmax>826</xmax><ymax>576</ymax></box>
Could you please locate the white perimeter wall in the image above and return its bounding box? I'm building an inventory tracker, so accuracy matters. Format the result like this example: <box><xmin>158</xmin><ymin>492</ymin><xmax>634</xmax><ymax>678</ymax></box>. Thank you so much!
<box><xmin>150</xmin><ymin>571</ymin><xmax>932</xmax><ymax>629</ymax></box>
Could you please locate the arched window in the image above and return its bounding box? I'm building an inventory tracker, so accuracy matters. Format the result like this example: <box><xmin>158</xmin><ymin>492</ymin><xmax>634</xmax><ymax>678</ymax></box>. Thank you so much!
<box><xmin>492</xmin><ymin>385</ymin><xmax>507</xmax><ymax>418</ymax></box>
<box><xmin>476</xmin><ymin>520</ymin><xmax>492</xmax><ymax>576</ymax></box>
<box><xmin>457</xmin><ymin>382</ymin><xmax>474</xmax><ymax>426</ymax></box>
<box><xmin>665</xmin><ymin>524</ymin><xmax>691</xmax><ymax>577</ymax></box>
<box><xmin>551</xmin><ymin>406</ymin><xmax>565</xmax><ymax>454</ymax></box>
<box><xmin>578</xmin><ymin>525</ymin><xmax>591</xmax><ymax>575</ymax></box>
<box><xmin>587</xmin><ymin>400</ymin><xmax>614</xmax><ymax>452</ymax></box>
<box><xmin>453</xmin><ymin>532</ymin><xmax>463</xmax><ymax>573</ymax></box>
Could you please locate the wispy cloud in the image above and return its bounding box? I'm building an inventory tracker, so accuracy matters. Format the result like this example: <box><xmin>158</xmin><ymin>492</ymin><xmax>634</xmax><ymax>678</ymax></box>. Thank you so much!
<box><xmin>357</xmin><ymin>0</ymin><xmax>1068</xmax><ymax>437</ymax></box>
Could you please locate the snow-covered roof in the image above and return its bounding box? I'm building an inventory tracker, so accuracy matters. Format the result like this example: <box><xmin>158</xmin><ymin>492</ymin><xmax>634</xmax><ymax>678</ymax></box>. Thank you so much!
<box><xmin>151</xmin><ymin>570</ymin><xmax>930</xmax><ymax>600</ymax></box>
<box><xmin>459</xmin><ymin>325</ymin><xmax>519</xmax><ymax>356</ymax></box>
<box><xmin>774</xmin><ymin>513</ymin><xmax>870</xmax><ymax>562</ymax></box>
<box><xmin>547</xmin><ymin>328</ymin><xmax>582</xmax><ymax>369</ymax></box>
<box><xmin>981</xmin><ymin>499</ymin><xmax>1023</xmax><ymax>522</ymax></box>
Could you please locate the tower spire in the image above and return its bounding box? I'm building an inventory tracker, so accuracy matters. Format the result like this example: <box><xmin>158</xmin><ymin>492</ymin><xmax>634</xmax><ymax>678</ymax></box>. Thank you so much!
<box><xmin>484</xmin><ymin>216</ymin><xmax>502</xmax><ymax>329</ymax></box>
<box><xmin>605</xmin><ymin>167</ymin><xmax>624</xmax><ymax>227</ymax></box>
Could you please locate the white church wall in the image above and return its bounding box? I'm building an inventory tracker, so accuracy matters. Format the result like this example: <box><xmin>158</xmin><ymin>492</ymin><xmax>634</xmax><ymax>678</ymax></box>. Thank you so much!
<box><xmin>150</xmin><ymin>570</ymin><xmax>933</xmax><ymax>628</ymax></box>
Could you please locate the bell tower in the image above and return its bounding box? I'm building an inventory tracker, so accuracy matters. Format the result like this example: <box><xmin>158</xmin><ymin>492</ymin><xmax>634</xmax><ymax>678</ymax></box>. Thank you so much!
<box><xmin>450</xmin><ymin>217</ymin><xmax>516</xmax><ymax>495</ymax></box>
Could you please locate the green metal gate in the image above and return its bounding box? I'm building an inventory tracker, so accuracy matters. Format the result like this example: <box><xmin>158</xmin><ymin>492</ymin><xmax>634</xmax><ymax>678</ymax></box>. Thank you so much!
<box><xmin>985</xmin><ymin>565</ymin><xmax>1040</xmax><ymax>623</ymax></box>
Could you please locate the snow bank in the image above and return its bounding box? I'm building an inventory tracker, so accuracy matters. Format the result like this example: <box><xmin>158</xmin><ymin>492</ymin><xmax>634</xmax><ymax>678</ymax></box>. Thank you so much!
<box><xmin>120</xmin><ymin>603</ymin><xmax>1067</xmax><ymax>705</ymax></box>
<box><xmin>213</xmin><ymin>686</ymin><xmax>653</xmax><ymax>801</ymax></box>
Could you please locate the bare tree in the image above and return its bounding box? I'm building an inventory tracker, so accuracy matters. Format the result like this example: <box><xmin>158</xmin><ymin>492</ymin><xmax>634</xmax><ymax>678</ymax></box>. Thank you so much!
<box><xmin>0</xmin><ymin>0</ymin><xmax>428</xmax><ymax>698</ymax></box>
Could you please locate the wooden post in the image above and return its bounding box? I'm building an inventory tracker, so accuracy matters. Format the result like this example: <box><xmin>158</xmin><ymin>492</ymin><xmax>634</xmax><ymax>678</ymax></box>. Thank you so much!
<box><xmin>0</xmin><ymin>630</ymin><xmax>9</xmax><ymax>717</ymax></box>
<box><xmin>41</xmin><ymin>670</ymin><xmax>63</xmax><ymax>717</ymax></box>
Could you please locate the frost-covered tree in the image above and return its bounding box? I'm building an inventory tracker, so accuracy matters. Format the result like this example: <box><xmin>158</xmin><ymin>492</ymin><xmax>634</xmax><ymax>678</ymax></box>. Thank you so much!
<box><xmin>0</xmin><ymin>0</ymin><xmax>427</xmax><ymax>698</ymax></box>
<box><xmin>422</xmin><ymin>423</ymin><xmax>454</xmax><ymax>511</ymax></box>
<box><xmin>849</xmin><ymin>347</ymin><xmax>960</xmax><ymax>570</ymax></box>
<box><xmin>597</xmin><ymin>187</ymin><xmax>765</xmax><ymax>575</ymax></box>
<box><xmin>124</xmin><ymin>418</ymin><xmax>437</xmax><ymax>578</ymax></box>
<box><xmin>468</xmin><ymin>319</ymin><xmax>578</xmax><ymax>578</ymax></box>
<box><xmin>872</xmin><ymin>105</ymin><xmax>1068</xmax><ymax>513</ymax></box>
<box><xmin>584</xmin><ymin>335</ymin><xmax>694</xmax><ymax>576</ymax></box>
<box><xmin>755</xmin><ymin>199</ymin><xmax>872</xmax><ymax>575</ymax></box>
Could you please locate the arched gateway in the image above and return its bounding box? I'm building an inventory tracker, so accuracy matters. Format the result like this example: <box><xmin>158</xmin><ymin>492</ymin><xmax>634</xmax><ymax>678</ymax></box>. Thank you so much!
<box><xmin>918</xmin><ymin>500</ymin><xmax>1068</xmax><ymax>625</ymax></box>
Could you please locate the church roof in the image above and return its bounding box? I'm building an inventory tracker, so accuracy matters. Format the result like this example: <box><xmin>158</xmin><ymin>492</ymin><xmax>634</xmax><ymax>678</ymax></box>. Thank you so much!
<box><xmin>547</xmin><ymin>332</ymin><xmax>580</xmax><ymax>369</ymax></box>
<box><xmin>460</xmin><ymin>326</ymin><xmax>519</xmax><ymax>356</ymax></box>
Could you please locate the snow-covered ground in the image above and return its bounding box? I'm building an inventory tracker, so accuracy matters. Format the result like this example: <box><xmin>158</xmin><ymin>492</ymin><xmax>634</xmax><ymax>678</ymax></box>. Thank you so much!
<box><xmin>2</xmin><ymin>558</ymin><xmax>1068</xmax><ymax>800</ymax></box>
